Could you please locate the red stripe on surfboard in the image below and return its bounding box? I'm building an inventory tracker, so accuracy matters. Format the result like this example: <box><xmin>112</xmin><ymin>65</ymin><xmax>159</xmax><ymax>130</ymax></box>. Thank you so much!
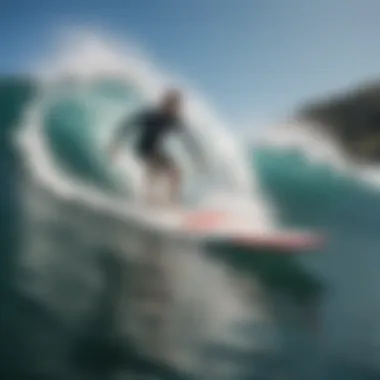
<box><xmin>183</xmin><ymin>211</ymin><xmax>227</xmax><ymax>230</ymax></box>
<box><xmin>182</xmin><ymin>211</ymin><xmax>323</xmax><ymax>251</ymax></box>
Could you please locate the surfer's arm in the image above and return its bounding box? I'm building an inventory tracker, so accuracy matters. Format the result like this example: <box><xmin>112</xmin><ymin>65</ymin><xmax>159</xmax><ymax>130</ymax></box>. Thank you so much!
<box><xmin>108</xmin><ymin>112</ymin><xmax>144</xmax><ymax>159</ymax></box>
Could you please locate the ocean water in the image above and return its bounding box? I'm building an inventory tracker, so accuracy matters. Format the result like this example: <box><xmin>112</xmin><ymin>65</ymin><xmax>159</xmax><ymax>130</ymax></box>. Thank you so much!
<box><xmin>2</xmin><ymin>31</ymin><xmax>380</xmax><ymax>379</ymax></box>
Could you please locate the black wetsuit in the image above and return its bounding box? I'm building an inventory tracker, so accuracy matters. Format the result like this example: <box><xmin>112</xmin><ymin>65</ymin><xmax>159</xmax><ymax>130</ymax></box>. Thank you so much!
<box><xmin>122</xmin><ymin>109</ymin><xmax>182</xmax><ymax>168</ymax></box>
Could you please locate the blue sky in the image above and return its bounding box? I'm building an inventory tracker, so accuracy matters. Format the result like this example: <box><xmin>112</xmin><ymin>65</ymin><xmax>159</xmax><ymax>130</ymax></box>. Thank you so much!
<box><xmin>2</xmin><ymin>0</ymin><xmax>380</xmax><ymax>127</ymax></box>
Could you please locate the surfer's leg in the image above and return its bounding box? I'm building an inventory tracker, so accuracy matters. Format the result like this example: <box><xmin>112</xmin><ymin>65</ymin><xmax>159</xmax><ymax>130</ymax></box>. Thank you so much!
<box><xmin>144</xmin><ymin>160</ymin><xmax>161</xmax><ymax>205</ymax></box>
<box><xmin>168</xmin><ymin>164</ymin><xmax>181</xmax><ymax>205</ymax></box>
<box><xmin>142</xmin><ymin>155</ymin><xmax>170</xmax><ymax>205</ymax></box>
<box><xmin>159</xmin><ymin>154</ymin><xmax>181</xmax><ymax>205</ymax></box>
<box><xmin>142</xmin><ymin>151</ymin><xmax>180</xmax><ymax>206</ymax></box>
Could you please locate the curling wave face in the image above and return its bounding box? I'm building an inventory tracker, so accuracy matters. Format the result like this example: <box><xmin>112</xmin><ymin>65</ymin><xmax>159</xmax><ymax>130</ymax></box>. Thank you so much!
<box><xmin>16</xmin><ymin>29</ymin><xmax>275</xmax><ymax>229</ymax></box>
<box><xmin>42</xmin><ymin>79</ymin><xmax>143</xmax><ymax>193</ymax></box>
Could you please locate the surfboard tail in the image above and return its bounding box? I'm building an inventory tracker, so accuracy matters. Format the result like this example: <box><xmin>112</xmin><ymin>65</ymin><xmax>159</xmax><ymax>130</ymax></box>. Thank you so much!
<box><xmin>181</xmin><ymin>210</ymin><xmax>324</xmax><ymax>254</ymax></box>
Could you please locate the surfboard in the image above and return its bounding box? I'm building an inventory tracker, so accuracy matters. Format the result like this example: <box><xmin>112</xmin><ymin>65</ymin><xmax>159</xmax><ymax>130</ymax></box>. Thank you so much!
<box><xmin>180</xmin><ymin>209</ymin><xmax>323</xmax><ymax>252</ymax></box>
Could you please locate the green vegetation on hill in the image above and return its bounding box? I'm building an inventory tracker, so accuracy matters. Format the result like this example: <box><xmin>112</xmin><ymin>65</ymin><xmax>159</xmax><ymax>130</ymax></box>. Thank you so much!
<box><xmin>299</xmin><ymin>81</ymin><xmax>380</xmax><ymax>162</ymax></box>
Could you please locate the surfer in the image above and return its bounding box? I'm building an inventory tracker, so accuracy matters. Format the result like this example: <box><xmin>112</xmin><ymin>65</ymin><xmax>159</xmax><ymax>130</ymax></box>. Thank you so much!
<box><xmin>109</xmin><ymin>88</ymin><xmax>202</xmax><ymax>205</ymax></box>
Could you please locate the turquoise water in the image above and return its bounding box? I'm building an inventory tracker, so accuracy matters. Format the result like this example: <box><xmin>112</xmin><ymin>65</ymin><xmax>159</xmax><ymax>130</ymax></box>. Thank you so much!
<box><xmin>253</xmin><ymin>147</ymin><xmax>380</xmax><ymax>363</ymax></box>
<box><xmin>35</xmin><ymin>79</ymin><xmax>380</xmax><ymax>304</ymax></box>
<box><xmin>6</xmin><ymin>77</ymin><xmax>380</xmax><ymax>378</ymax></box>
<box><xmin>254</xmin><ymin>147</ymin><xmax>380</xmax><ymax>229</ymax></box>
<box><xmin>42</xmin><ymin>79</ymin><xmax>144</xmax><ymax>193</ymax></box>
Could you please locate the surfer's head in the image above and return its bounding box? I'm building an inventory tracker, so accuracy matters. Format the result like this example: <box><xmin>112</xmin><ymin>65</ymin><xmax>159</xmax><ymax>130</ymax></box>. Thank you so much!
<box><xmin>160</xmin><ymin>88</ymin><xmax>182</xmax><ymax>116</ymax></box>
